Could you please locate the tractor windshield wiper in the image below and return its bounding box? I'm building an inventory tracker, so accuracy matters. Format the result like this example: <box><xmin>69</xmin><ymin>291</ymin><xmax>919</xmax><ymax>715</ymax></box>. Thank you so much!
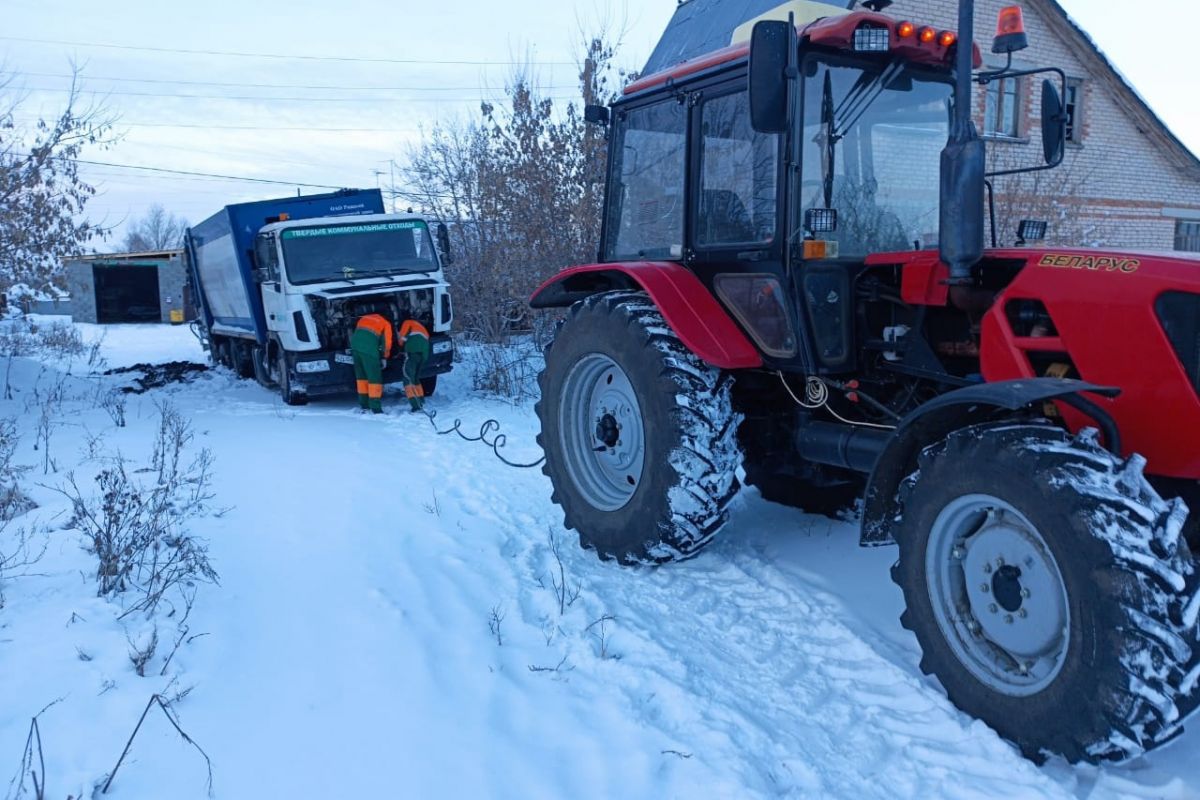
<box><xmin>818</xmin><ymin>60</ymin><xmax>906</xmax><ymax>208</ymax></box>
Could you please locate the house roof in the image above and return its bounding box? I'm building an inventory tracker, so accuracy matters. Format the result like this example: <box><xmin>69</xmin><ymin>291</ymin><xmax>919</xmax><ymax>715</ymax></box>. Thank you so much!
<box><xmin>1036</xmin><ymin>0</ymin><xmax>1200</xmax><ymax>180</ymax></box>
<box><xmin>643</xmin><ymin>0</ymin><xmax>852</xmax><ymax>75</ymax></box>
<box><xmin>75</xmin><ymin>249</ymin><xmax>183</xmax><ymax>262</ymax></box>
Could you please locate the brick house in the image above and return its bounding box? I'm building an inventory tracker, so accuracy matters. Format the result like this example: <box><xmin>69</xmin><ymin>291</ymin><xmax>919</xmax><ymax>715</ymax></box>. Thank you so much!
<box><xmin>885</xmin><ymin>0</ymin><xmax>1200</xmax><ymax>251</ymax></box>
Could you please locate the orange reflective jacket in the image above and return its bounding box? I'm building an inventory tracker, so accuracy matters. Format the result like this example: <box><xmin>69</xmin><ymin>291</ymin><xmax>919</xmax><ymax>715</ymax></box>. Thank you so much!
<box><xmin>356</xmin><ymin>314</ymin><xmax>393</xmax><ymax>358</ymax></box>
<box><xmin>398</xmin><ymin>319</ymin><xmax>430</xmax><ymax>342</ymax></box>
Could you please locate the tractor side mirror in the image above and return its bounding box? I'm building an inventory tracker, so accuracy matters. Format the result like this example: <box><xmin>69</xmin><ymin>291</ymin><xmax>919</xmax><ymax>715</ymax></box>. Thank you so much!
<box><xmin>1040</xmin><ymin>78</ymin><xmax>1066</xmax><ymax>165</ymax></box>
<box><xmin>748</xmin><ymin>20</ymin><xmax>793</xmax><ymax>134</ymax></box>
<box><xmin>436</xmin><ymin>222</ymin><xmax>454</xmax><ymax>265</ymax></box>
<box><xmin>584</xmin><ymin>104</ymin><xmax>610</xmax><ymax>126</ymax></box>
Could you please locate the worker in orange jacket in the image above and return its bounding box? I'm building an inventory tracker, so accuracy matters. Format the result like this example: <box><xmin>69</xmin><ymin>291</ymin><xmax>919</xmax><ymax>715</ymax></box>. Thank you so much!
<box><xmin>351</xmin><ymin>313</ymin><xmax>393</xmax><ymax>413</ymax></box>
<box><xmin>398</xmin><ymin>319</ymin><xmax>431</xmax><ymax>412</ymax></box>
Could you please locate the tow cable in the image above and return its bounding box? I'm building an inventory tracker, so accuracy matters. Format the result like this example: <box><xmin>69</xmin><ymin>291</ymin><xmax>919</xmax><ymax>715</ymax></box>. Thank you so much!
<box><xmin>419</xmin><ymin>408</ymin><xmax>547</xmax><ymax>469</ymax></box>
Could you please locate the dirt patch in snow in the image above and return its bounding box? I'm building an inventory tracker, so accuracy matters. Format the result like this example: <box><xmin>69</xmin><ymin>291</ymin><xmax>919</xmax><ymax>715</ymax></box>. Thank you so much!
<box><xmin>105</xmin><ymin>361</ymin><xmax>210</xmax><ymax>394</ymax></box>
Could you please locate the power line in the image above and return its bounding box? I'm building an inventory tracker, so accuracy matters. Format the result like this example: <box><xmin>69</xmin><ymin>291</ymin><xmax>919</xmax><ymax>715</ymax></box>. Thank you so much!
<box><xmin>23</xmin><ymin>84</ymin><xmax>577</xmax><ymax>104</ymax></box>
<box><xmin>21</xmin><ymin>71</ymin><xmax>576</xmax><ymax>92</ymax></box>
<box><xmin>68</xmin><ymin>157</ymin><xmax>350</xmax><ymax>189</ymax></box>
<box><xmin>0</xmin><ymin>35</ymin><xmax>575</xmax><ymax>66</ymax></box>
<box><xmin>12</xmin><ymin>117</ymin><xmax>411</xmax><ymax>132</ymax></box>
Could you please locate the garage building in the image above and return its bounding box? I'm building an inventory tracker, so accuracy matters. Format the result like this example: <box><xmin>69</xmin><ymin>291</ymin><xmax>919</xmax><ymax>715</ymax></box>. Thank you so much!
<box><xmin>64</xmin><ymin>250</ymin><xmax>191</xmax><ymax>324</ymax></box>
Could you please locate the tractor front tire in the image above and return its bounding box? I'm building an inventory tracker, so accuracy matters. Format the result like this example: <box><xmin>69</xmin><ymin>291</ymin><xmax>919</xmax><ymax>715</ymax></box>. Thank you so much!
<box><xmin>536</xmin><ymin>292</ymin><xmax>740</xmax><ymax>564</ymax></box>
<box><xmin>893</xmin><ymin>423</ymin><xmax>1200</xmax><ymax>763</ymax></box>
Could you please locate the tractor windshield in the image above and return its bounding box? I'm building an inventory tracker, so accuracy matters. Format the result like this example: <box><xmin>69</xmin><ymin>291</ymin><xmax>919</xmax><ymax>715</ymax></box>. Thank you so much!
<box><xmin>800</xmin><ymin>57</ymin><xmax>953</xmax><ymax>256</ymax></box>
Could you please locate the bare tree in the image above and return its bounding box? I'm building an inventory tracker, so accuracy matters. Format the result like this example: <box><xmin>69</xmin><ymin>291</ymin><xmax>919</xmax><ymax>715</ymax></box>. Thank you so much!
<box><xmin>987</xmin><ymin>146</ymin><xmax>1101</xmax><ymax>248</ymax></box>
<box><xmin>122</xmin><ymin>204</ymin><xmax>188</xmax><ymax>252</ymax></box>
<box><xmin>0</xmin><ymin>67</ymin><xmax>115</xmax><ymax>292</ymax></box>
<box><xmin>401</xmin><ymin>34</ymin><xmax>633</xmax><ymax>341</ymax></box>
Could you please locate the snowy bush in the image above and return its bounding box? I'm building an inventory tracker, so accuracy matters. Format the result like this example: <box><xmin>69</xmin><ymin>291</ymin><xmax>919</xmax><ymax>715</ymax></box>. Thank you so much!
<box><xmin>460</xmin><ymin>337</ymin><xmax>544</xmax><ymax>402</ymax></box>
<box><xmin>0</xmin><ymin>316</ymin><xmax>85</xmax><ymax>360</ymax></box>
<box><xmin>61</xmin><ymin>402</ymin><xmax>220</xmax><ymax>616</ymax></box>
<box><xmin>0</xmin><ymin>419</ymin><xmax>43</xmax><ymax>608</ymax></box>
<box><xmin>0</xmin><ymin>417</ymin><xmax>33</xmax><ymax>520</ymax></box>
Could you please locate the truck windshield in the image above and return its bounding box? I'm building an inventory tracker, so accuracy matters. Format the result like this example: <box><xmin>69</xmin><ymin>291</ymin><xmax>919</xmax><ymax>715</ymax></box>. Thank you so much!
<box><xmin>280</xmin><ymin>220</ymin><xmax>438</xmax><ymax>284</ymax></box>
<box><xmin>800</xmin><ymin>58</ymin><xmax>952</xmax><ymax>256</ymax></box>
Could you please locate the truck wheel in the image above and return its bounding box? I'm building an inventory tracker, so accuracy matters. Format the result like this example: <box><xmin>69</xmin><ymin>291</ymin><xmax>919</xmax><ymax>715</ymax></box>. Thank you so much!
<box><xmin>892</xmin><ymin>423</ymin><xmax>1200</xmax><ymax>763</ymax></box>
<box><xmin>213</xmin><ymin>337</ymin><xmax>236</xmax><ymax>371</ymax></box>
<box><xmin>536</xmin><ymin>292</ymin><xmax>740</xmax><ymax>564</ymax></box>
<box><xmin>277</xmin><ymin>352</ymin><xmax>307</xmax><ymax>406</ymax></box>
<box><xmin>252</xmin><ymin>345</ymin><xmax>276</xmax><ymax>388</ymax></box>
<box><xmin>421</xmin><ymin>375</ymin><xmax>437</xmax><ymax>397</ymax></box>
<box><xmin>230</xmin><ymin>340</ymin><xmax>254</xmax><ymax>379</ymax></box>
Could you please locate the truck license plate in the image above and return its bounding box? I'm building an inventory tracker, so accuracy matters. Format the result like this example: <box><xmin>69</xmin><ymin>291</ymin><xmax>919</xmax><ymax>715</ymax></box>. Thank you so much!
<box><xmin>334</xmin><ymin>353</ymin><xmax>354</xmax><ymax>365</ymax></box>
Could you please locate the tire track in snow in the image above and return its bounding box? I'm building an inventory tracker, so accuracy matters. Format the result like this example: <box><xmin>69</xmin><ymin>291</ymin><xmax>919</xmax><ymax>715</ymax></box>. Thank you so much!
<box><xmin>401</xmin><ymin>406</ymin><xmax>1073</xmax><ymax>799</ymax></box>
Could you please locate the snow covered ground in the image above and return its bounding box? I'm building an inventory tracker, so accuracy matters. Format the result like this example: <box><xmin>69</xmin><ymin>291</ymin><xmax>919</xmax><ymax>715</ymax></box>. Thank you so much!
<box><xmin>0</xmin><ymin>319</ymin><xmax>1197</xmax><ymax>799</ymax></box>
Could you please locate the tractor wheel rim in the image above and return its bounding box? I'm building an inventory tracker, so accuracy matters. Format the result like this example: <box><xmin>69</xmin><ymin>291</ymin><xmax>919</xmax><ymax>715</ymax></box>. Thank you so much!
<box><xmin>925</xmin><ymin>493</ymin><xmax>1071</xmax><ymax>697</ymax></box>
<box><xmin>559</xmin><ymin>353</ymin><xmax>646</xmax><ymax>512</ymax></box>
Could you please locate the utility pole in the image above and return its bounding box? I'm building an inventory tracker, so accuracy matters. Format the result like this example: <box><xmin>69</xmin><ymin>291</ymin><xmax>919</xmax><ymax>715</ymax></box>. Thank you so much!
<box><xmin>389</xmin><ymin>159</ymin><xmax>398</xmax><ymax>213</ymax></box>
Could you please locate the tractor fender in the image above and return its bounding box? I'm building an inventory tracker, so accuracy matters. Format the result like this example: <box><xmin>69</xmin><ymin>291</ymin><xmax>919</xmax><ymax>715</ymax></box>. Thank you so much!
<box><xmin>860</xmin><ymin>378</ymin><xmax>1120</xmax><ymax>546</ymax></box>
<box><xmin>530</xmin><ymin>262</ymin><xmax>762</xmax><ymax>369</ymax></box>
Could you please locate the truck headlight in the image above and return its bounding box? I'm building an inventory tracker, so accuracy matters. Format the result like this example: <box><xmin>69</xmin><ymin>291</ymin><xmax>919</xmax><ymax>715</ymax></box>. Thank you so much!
<box><xmin>433</xmin><ymin>340</ymin><xmax>453</xmax><ymax>355</ymax></box>
<box><xmin>296</xmin><ymin>360</ymin><xmax>330</xmax><ymax>374</ymax></box>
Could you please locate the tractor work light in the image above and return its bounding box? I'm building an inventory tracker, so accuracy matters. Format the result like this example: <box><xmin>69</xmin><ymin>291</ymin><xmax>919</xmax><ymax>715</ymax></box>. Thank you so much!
<box><xmin>897</xmin><ymin>21</ymin><xmax>915</xmax><ymax>38</ymax></box>
<box><xmin>853</xmin><ymin>25</ymin><xmax>890</xmax><ymax>52</ymax></box>
<box><xmin>1016</xmin><ymin>219</ymin><xmax>1047</xmax><ymax>244</ymax></box>
<box><xmin>919</xmin><ymin>26</ymin><xmax>937</xmax><ymax>44</ymax></box>
<box><xmin>805</xmin><ymin>207</ymin><xmax>839</xmax><ymax>233</ymax></box>
<box><xmin>994</xmin><ymin>5</ymin><xmax>1030</xmax><ymax>53</ymax></box>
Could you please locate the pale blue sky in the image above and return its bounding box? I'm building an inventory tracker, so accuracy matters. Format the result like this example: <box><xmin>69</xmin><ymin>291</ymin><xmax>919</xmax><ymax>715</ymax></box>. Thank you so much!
<box><xmin>2</xmin><ymin>0</ymin><xmax>1196</xmax><ymax>241</ymax></box>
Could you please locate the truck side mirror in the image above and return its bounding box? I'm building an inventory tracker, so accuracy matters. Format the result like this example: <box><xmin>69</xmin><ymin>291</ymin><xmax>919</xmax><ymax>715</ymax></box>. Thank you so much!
<box><xmin>748</xmin><ymin>20</ymin><xmax>793</xmax><ymax>134</ymax></box>
<box><xmin>1040</xmin><ymin>78</ymin><xmax>1066</xmax><ymax>165</ymax></box>
<box><xmin>253</xmin><ymin>234</ymin><xmax>280</xmax><ymax>283</ymax></box>
<box><xmin>436</xmin><ymin>222</ymin><xmax>454</xmax><ymax>265</ymax></box>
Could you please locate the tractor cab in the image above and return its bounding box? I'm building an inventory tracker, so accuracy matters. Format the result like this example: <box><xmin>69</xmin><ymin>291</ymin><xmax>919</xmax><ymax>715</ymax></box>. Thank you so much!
<box><xmin>585</xmin><ymin>3</ymin><xmax>1063</xmax><ymax>377</ymax></box>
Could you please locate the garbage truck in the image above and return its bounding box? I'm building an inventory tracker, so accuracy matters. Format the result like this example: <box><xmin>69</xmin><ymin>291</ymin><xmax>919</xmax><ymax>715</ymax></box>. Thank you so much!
<box><xmin>185</xmin><ymin>189</ymin><xmax>454</xmax><ymax>404</ymax></box>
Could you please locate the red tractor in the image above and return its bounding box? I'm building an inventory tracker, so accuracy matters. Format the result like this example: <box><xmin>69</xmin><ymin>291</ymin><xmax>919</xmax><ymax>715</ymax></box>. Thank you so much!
<box><xmin>532</xmin><ymin>0</ymin><xmax>1200</xmax><ymax>763</ymax></box>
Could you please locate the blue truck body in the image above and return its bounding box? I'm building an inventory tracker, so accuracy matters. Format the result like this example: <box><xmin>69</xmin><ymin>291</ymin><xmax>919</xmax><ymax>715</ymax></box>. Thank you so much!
<box><xmin>185</xmin><ymin>189</ymin><xmax>386</xmax><ymax>345</ymax></box>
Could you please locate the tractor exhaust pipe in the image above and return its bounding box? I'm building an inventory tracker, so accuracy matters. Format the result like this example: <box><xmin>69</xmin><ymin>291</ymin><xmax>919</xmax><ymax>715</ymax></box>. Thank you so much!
<box><xmin>939</xmin><ymin>0</ymin><xmax>986</xmax><ymax>283</ymax></box>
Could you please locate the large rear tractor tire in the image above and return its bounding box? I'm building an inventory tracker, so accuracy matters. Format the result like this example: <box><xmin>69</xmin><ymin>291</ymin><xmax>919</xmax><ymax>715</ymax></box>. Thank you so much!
<box><xmin>536</xmin><ymin>292</ymin><xmax>741</xmax><ymax>564</ymax></box>
<box><xmin>893</xmin><ymin>423</ymin><xmax>1200</xmax><ymax>763</ymax></box>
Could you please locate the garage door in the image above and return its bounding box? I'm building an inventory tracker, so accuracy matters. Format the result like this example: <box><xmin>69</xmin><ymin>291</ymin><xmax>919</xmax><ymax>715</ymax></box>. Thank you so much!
<box><xmin>94</xmin><ymin>265</ymin><xmax>160</xmax><ymax>323</ymax></box>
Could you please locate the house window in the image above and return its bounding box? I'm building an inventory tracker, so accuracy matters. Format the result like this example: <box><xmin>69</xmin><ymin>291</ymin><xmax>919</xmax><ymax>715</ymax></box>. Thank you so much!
<box><xmin>984</xmin><ymin>77</ymin><xmax>1022</xmax><ymax>138</ymax></box>
<box><xmin>1176</xmin><ymin>220</ymin><xmax>1200</xmax><ymax>252</ymax></box>
<box><xmin>1064</xmin><ymin>79</ymin><xmax>1084</xmax><ymax>143</ymax></box>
